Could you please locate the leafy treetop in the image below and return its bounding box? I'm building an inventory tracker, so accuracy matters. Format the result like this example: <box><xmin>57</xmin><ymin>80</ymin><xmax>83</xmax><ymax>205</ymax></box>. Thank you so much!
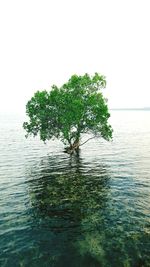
<box><xmin>23</xmin><ymin>73</ymin><xmax>113</xmax><ymax>153</ymax></box>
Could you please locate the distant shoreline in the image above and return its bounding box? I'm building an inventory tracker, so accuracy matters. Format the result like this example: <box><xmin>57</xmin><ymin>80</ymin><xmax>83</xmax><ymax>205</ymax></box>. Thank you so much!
<box><xmin>110</xmin><ymin>108</ymin><xmax>150</xmax><ymax>111</ymax></box>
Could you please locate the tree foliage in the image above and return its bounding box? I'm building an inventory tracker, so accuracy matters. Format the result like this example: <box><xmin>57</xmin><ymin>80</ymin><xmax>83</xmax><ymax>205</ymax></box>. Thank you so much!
<box><xmin>23</xmin><ymin>73</ymin><xmax>113</xmax><ymax>153</ymax></box>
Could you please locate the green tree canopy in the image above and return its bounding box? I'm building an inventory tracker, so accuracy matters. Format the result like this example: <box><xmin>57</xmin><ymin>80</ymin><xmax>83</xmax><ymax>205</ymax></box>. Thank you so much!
<box><xmin>23</xmin><ymin>73</ymin><xmax>113</xmax><ymax>153</ymax></box>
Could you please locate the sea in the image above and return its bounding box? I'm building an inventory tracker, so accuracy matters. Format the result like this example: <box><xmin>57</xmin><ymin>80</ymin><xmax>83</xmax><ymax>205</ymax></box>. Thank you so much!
<box><xmin>0</xmin><ymin>110</ymin><xmax>150</xmax><ymax>267</ymax></box>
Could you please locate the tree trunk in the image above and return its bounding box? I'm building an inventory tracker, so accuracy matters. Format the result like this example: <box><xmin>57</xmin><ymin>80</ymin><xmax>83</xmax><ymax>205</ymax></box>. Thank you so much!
<box><xmin>64</xmin><ymin>139</ymin><xmax>80</xmax><ymax>154</ymax></box>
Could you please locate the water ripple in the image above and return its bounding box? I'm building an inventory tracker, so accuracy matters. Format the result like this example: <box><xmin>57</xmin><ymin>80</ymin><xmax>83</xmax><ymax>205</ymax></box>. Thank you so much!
<box><xmin>0</xmin><ymin>111</ymin><xmax>150</xmax><ymax>266</ymax></box>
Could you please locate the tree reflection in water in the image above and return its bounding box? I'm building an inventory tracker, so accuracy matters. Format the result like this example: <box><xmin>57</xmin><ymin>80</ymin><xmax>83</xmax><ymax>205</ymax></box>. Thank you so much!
<box><xmin>27</xmin><ymin>154</ymin><xmax>111</xmax><ymax>266</ymax></box>
<box><xmin>26</xmin><ymin>154</ymin><xmax>150</xmax><ymax>267</ymax></box>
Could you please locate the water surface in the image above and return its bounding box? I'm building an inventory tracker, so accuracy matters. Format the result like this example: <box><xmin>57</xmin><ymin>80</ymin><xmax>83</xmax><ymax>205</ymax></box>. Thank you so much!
<box><xmin>0</xmin><ymin>111</ymin><xmax>150</xmax><ymax>266</ymax></box>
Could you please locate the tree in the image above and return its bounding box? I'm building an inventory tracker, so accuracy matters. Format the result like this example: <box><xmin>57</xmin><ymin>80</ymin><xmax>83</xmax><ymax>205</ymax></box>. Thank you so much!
<box><xmin>23</xmin><ymin>73</ymin><xmax>113</xmax><ymax>154</ymax></box>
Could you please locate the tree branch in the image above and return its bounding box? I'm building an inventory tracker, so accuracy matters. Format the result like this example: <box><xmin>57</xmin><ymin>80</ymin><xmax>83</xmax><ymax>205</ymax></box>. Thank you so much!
<box><xmin>80</xmin><ymin>136</ymin><xmax>96</xmax><ymax>147</ymax></box>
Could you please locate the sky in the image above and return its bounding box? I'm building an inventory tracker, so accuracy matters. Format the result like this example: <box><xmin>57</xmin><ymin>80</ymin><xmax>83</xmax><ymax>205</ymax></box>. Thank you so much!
<box><xmin>0</xmin><ymin>0</ymin><xmax>150</xmax><ymax>115</ymax></box>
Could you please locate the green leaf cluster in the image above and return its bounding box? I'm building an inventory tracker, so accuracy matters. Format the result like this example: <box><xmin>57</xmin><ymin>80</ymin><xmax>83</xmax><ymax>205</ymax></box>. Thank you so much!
<box><xmin>23</xmin><ymin>73</ymin><xmax>113</xmax><ymax>150</ymax></box>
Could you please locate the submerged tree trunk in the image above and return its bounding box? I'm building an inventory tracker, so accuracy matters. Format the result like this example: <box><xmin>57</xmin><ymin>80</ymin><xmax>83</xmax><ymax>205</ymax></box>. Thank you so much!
<box><xmin>64</xmin><ymin>134</ymin><xmax>97</xmax><ymax>154</ymax></box>
<box><xmin>65</xmin><ymin>139</ymin><xmax>80</xmax><ymax>154</ymax></box>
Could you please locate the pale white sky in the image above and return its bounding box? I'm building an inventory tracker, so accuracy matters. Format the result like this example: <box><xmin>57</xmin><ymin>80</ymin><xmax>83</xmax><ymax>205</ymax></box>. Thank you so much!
<box><xmin>0</xmin><ymin>0</ymin><xmax>150</xmax><ymax>114</ymax></box>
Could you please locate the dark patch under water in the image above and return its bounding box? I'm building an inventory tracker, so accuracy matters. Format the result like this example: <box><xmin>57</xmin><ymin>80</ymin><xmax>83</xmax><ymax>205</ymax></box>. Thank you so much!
<box><xmin>0</xmin><ymin>111</ymin><xmax>150</xmax><ymax>267</ymax></box>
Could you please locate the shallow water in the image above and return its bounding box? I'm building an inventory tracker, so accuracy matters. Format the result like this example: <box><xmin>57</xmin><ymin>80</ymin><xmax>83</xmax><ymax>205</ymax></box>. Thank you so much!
<box><xmin>0</xmin><ymin>111</ymin><xmax>150</xmax><ymax>267</ymax></box>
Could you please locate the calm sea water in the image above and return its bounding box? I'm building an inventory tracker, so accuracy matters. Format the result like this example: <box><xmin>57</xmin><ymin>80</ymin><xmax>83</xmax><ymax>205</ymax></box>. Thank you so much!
<box><xmin>0</xmin><ymin>111</ymin><xmax>150</xmax><ymax>267</ymax></box>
